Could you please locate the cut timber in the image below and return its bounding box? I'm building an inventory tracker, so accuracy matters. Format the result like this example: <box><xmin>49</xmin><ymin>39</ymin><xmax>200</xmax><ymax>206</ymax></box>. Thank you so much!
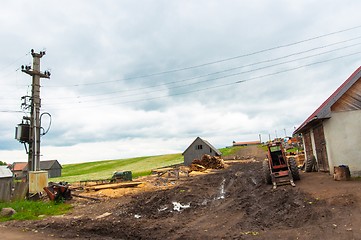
<box><xmin>85</xmin><ymin>181</ymin><xmax>143</xmax><ymax>191</ymax></box>
<box><xmin>151</xmin><ymin>167</ymin><xmax>189</xmax><ymax>179</ymax></box>
<box><xmin>189</xmin><ymin>164</ymin><xmax>206</xmax><ymax>172</ymax></box>
<box><xmin>334</xmin><ymin>166</ymin><xmax>351</xmax><ymax>181</ymax></box>
<box><xmin>190</xmin><ymin>154</ymin><xmax>225</xmax><ymax>171</ymax></box>
<box><xmin>72</xmin><ymin>193</ymin><xmax>101</xmax><ymax>202</ymax></box>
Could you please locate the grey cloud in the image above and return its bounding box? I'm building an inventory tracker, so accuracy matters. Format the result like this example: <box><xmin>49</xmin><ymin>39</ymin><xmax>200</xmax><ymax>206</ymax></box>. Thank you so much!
<box><xmin>1</xmin><ymin>0</ymin><xmax>361</xmax><ymax>163</ymax></box>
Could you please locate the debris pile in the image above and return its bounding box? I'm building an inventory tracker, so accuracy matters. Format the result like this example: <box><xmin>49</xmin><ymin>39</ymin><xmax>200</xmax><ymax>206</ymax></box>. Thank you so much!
<box><xmin>189</xmin><ymin>154</ymin><xmax>225</xmax><ymax>171</ymax></box>
<box><xmin>43</xmin><ymin>182</ymin><xmax>72</xmax><ymax>202</ymax></box>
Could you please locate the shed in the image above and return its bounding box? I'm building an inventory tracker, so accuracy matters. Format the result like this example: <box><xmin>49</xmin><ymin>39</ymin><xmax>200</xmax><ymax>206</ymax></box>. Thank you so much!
<box><xmin>40</xmin><ymin>160</ymin><xmax>62</xmax><ymax>178</ymax></box>
<box><xmin>294</xmin><ymin>66</ymin><xmax>361</xmax><ymax>176</ymax></box>
<box><xmin>182</xmin><ymin>137</ymin><xmax>222</xmax><ymax>166</ymax></box>
<box><xmin>0</xmin><ymin>166</ymin><xmax>13</xmax><ymax>202</ymax></box>
<box><xmin>12</xmin><ymin>162</ymin><xmax>28</xmax><ymax>179</ymax></box>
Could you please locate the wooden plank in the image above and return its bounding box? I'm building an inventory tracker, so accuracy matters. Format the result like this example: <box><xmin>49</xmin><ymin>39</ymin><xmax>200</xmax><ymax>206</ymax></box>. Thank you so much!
<box><xmin>313</xmin><ymin>124</ymin><xmax>329</xmax><ymax>172</ymax></box>
<box><xmin>85</xmin><ymin>181</ymin><xmax>143</xmax><ymax>191</ymax></box>
<box><xmin>151</xmin><ymin>167</ymin><xmax>174</xmax><ymax>174</ymax></box>
<box><xmin>12</xmin><ymin>182</ymin><xmax>29</xmax><ymax>201</ymax></box>
<box><xmin>0</xmin><ymin>181</ymin><xmax>11</xmax><ymax>202</ymax></box>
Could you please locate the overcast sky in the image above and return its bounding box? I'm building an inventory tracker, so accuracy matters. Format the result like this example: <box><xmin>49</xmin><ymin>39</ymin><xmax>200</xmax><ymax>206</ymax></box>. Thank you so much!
<box><xmin>1</xmin><ymin>0</ymin><xmax>361</xmax><ymax>164</ymax></box>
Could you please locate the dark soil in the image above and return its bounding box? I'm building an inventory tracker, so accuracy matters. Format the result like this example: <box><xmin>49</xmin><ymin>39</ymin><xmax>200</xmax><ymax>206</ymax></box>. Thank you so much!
<box><xmin>3</xmin><ymin>146</ymin><xmax>361</xmax><ymax>239</ymax></box>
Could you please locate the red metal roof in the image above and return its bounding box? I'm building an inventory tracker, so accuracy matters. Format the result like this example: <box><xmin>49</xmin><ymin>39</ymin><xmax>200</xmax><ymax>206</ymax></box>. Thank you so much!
<box><xmin>233</xmin><ymin>141</ymin><xmax>261</xmax><ymax>146</ymax></box>
<box><xmin>294</xmin><ymin>66</ymin><xmax>361</xmax><ymax>134</ymax></box>
<box><xmin>12</xmin><ymin>162</ymin><xmax>28</xmax><ymax>171</ymax></box>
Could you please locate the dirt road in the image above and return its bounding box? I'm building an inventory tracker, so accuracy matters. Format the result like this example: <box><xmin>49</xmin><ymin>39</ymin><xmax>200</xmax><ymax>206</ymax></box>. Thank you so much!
<box><xmin>2</xmin><ymin>146</ymin><xmax>361</xmax><ymax>239</ymax></box>
<box><xmin>0</xmin><ymin>225</ymin><xmax>59</xmax><ymax>240</ymax></box>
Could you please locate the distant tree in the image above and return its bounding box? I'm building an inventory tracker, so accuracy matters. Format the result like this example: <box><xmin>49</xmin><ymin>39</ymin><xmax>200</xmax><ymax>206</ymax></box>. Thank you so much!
<box><xmin>0</xmin><ymin>161</ymin><xmax>7</xmax><ymax>166</ymax></box>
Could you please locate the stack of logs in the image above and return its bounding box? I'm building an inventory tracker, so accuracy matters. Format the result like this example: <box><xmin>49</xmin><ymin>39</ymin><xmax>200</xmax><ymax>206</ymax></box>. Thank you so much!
<box><xmin>189</xmin><ymin>154</ymin><xmax>225</xmax><ymax>171</ymax></box>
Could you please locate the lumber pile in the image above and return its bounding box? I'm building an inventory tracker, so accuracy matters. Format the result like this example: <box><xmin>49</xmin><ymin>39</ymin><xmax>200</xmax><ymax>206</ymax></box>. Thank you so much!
<box><xmin>189</xmin><ymin>154</ymin><xmax>225</xmax><ymax>171</ymax></box>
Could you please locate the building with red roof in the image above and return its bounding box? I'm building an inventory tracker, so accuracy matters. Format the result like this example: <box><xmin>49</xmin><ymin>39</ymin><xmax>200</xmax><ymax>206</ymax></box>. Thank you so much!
<box><xmin>294</xmin><ymin>66</ymin><xmax>361</xmax><ymax>176</ymax></box>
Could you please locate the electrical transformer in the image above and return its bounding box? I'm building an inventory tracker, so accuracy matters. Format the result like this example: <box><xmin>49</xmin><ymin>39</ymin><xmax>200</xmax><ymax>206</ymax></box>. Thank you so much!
<box><xmin>15</xmin><ymin>123</ymin><xmax>30</xmax><ymax>143</ymax></box>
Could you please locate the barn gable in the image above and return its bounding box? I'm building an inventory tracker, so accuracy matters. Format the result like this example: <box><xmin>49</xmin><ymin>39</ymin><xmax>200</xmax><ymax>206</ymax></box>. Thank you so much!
<box><xmin>294</xmin><ymin>66</ymin><xmax>361</xmax><ymax>176</ymax></box>
<box><xmin>183</xmin><ymin>137</ymin><xmax>221</xmax><ymax>166</ymax></box>
<box><xmin>294</xmin><ymin>66</ymin><xmax>361</xmax><ymax>134</ymax></box>
<box><xmin>331</xmin><ymin>78</ymin><xmax>361</xmax><ymax>112</ymax></box>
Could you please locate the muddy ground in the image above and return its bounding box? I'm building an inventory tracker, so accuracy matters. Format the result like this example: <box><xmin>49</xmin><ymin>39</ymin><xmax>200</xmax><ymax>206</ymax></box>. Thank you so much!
<box><xmin>3</xmin><ymin>146</ymin><xmax>361</xmax><ymax>239</ymax></box>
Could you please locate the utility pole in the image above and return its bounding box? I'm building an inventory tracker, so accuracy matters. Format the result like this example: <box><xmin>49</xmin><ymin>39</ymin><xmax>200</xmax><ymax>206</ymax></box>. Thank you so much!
<box><xmin>21</xmin><ymin>49</ymin><xmax>50</xmax><ymax>171</ymax></box>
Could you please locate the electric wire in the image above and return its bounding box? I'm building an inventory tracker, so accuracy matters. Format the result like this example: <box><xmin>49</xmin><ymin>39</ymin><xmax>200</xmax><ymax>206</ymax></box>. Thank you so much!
<box><xmin>42</xmin><ymin>50</ymin><xmax>361</xmax><ymax>110</ymax></box>
<box><xmin>45</xmin><ymin>36</ymin><xmax>361</xmax><ymax>100</ymax></box>
<box><xmin>44</xmin><ymin>42</ymin><xmax>361</xmax><ymax>105</ymax></box>
<box><xmin>45</xmin><ymin>25</ymin><xmax>361</xmax><ymax>88</ymax></box>
<box><xmin>0</xmin><ymin>52</ymin><xmax>30</xmax><ymax>73</ymax></box>
<box><xmin>3</xmin><ymin>26</ymin><xmax>361</xmax><ymax>112</ymax></box>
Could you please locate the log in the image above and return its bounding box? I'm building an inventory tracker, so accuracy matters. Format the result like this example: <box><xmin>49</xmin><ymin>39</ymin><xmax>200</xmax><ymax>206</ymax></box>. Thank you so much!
<box><xmin>85</xmin><ymin>181</ymin><xmax>143</xmax><ymax>191</ymax></box>
<box><xmin>72</xmin><ymin>193</ymin><xmax>101</xmax><ymax>202</ymax></box>
<box><xmin>333</xmin><ymin>166</ymin><xmax>351</xmax><ymax>181</ymax></box>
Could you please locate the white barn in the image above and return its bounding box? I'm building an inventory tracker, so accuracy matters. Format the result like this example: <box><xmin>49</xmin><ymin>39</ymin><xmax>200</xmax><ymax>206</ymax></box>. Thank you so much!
<box><xmin>294</xmin><ymin>66</ymin><xmax>361</xmax><ymax>176</ymax></box>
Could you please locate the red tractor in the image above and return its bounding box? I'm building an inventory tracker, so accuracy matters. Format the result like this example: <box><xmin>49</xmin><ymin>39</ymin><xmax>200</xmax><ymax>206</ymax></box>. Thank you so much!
<box><xmin>263</xmin><ymin>141</ymin><xmax>300</xmax><ymax>189</ymax></box>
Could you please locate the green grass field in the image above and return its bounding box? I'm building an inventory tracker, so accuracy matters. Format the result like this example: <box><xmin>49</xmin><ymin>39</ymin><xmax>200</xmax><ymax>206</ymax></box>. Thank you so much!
<box><xmin>52</xmin><ymin>153</ymin><xmax>184</xmax><ymax>182</ymax></box>
<box><xmin>0</xmin><ymin>200</ymin><xmax>72</xmax><ymax>222</ymax></box>
<box><xmin>52</xmin><ymin>147</ymin><xmax>241</xmax><ymax>183</ymax></box>
<box><xmin>219</xmin><ymin>146</ymin><xmax>245</xmax><ymax>156</ymax></box>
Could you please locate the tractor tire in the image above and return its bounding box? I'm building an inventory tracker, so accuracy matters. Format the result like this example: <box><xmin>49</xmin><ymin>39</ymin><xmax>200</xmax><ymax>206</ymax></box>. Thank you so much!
<box><xmin>288</xmin><ymin>157</ymin><xmax>300</xmax><ymax>181</ymax></box>
<box><xmin>262</xmin><ymin>160</ymin><xmax>272</xmax><ymax>184</ymax></box>
<box><xmin>305</xmin><ymin>156</ymin><xmax>316</xmax><ymax>172</ymax></box>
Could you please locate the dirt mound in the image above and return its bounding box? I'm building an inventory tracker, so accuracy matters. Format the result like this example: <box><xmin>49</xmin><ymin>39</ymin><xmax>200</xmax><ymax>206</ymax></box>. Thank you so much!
<box><xmin>9</xmin><ymin>161</ymin><xmax>330</xmax><ymax>239</ymax></box>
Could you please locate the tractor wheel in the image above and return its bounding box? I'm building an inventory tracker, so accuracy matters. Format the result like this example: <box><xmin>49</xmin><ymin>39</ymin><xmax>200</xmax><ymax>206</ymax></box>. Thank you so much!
<box><xmin>305</xmin><ymin>155</ymin><xmax>316</xmax><ymax>172</ymax></box>
<box><xmin>262</xmin><ymin>160</ymin><xmax>272</xmax><ymax>184</ymax></box>
<box><xmin>288</xmin><ymin>157</ymin><xmax>300</xmax><ymax>181</ymax></box>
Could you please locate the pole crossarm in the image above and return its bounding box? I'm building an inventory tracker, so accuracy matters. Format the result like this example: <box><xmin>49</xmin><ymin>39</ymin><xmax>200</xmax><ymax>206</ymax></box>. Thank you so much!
<box><xmin>21</xmin><ymin>69</ymin><xmax>50</xmax><ymax>79</ymax></box>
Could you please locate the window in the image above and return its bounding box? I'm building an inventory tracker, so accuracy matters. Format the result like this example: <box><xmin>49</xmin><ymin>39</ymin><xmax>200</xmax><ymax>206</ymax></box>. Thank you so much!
<box><xmin>210</xmin><ymin>148</ymin><xmax>212</xmax><ymax>153</ymax></box>
<box><xmin>196</xmin><ymin>144</ymin><xmax>203</xmax><ymax>150</ymax></box>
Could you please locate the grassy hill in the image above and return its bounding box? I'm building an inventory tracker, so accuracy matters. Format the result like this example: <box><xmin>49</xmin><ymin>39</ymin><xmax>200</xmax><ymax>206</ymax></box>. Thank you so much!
<box><xmin>52</xmin><ymin>146</ymin><xmax>243</xmax><ymax>183</ymax></box>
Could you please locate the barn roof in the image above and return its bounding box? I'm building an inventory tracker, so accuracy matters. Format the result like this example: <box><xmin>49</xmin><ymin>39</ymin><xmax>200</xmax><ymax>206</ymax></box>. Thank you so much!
<box><xmin>40</xmin><ymin>160</ymin><xmax>62</xmax><ymax>170</ymax></box>
<box><xmin>0</xmin><ymin>166</ymin><xmax>13</xmax><ymax>178</ymax></box>
<box><xmin>12</xmin><ymin>162</ymin><xmax>28</xmax><ymax>171</ymax></box>
<box><xmin>182</xmin><ymin>137</ymin><xmax>222</xmax><ymax>156</ymax></box>
<box><xmin>233</xmin><ymin>141</ymin><xmax>261</xmax><ymax>146</ymax></box>
<box><xmin>294</xmin><ymin>66</ymin><xmax>361</xmax><ymax>134</ymax></box>
<box><xmin>12</xmin><ymin>160</ymin><xmax>62</xmax><ymax>172</ymax></box>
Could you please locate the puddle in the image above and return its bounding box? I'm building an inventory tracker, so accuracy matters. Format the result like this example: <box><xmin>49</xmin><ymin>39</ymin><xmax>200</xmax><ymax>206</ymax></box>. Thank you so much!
<box><xmin>158</xmin><ymin>206</ymin><xmax>168</xmax><ymax>212</ymax></box>
<box><xmin>217</xmin><ymin>178</ymin><xmax>226</xmax><ymax>200</ymax></box>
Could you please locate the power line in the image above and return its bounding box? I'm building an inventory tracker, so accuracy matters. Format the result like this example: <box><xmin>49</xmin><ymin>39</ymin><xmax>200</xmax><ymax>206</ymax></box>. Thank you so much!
<box><xmin>118</xmin><ymin>51</ymin><xmax>361</xmax><ymax>104</ymax></box>
<box><xmin>44</xmin><ymin>42</ymin><xmax>361</xmax><ymax>105</ymax></box>
<box><xmin>48</xmin><ymin>36</ymin><xmax>361</xmax><ymax>97</ymax></box>
<box><xmin>0</xmin><ymin>110</ymin><xmax>24</xmax><ymax>113</ymax></box>
<box><xmin>46</xmin><ymin>25</ymin><xmax>361</xmax><ymax>88</ymax></box>
<box><xmin>0</xmin><ymin>52</ymin><xmax>30</xmax><ymax>73</ymax></box>
<box><xmin>43</xmin><ymin>50</ymin><xmax>361</xmax><ymax>110</ymax></box>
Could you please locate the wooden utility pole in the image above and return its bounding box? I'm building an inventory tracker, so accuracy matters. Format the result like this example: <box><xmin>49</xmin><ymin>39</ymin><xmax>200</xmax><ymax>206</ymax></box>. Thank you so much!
<box><xmin>21</xmin><ymin>49</ymin><xmax>50</xmax><ymax>171</ymax></box>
